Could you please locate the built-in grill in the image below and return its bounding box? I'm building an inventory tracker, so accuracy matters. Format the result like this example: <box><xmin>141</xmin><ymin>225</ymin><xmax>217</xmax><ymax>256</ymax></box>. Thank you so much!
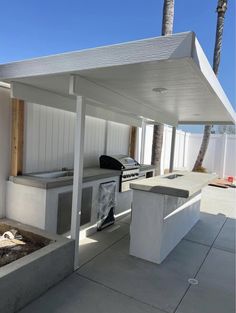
<box><xmin>99</xmin><ymin>155</ymin><xmax>140</xmax><ymax>192</ymax></box>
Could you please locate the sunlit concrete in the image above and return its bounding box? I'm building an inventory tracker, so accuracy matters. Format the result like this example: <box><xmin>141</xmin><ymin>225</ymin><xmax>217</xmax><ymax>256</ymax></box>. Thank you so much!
<box><xmin>19</xmin><ymin>187</ymin><xmax>235</xmax><ymax>313</ymax></box>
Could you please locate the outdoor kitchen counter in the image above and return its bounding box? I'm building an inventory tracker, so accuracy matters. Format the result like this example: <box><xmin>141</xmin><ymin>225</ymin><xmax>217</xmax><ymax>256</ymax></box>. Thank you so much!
<box><xmin>10</xmin><ymin>165</ymin><xmax>155</xmax><ymax>190</ymax></box>
<box><xmin>9</xmin><ymin>167</ymin><xmax>120</xmax><ymax>189</ymax></box>
<box><xmin>130</xmin><ymin>171</ymin><xmax>217</xmax><ymax>198</ymax></box>
<box><xmin>129</xmin><ymin>171</ymin><xmax>217</xmax><ymax>264</ymax></box>
<box><xmin>139</xmin><ymin>164</ymin><xmax>156</xmax><ymax>172</ymax></box>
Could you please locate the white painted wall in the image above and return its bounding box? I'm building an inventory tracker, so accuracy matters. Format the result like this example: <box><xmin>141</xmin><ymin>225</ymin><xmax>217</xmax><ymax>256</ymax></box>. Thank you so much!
<box><xmin>142</xmin><ymin>125</ymin><xmax>236</xmax><ymax>178</ymax></box>
<box><xmin>0</xmin><ymin>86</ymin><xmax>11</xmax><ymax>217</ymax></box>
<box><xmin>23</xmin><ymin>102</ymin><xmax>130</xmax><ymax>173</ymax></box>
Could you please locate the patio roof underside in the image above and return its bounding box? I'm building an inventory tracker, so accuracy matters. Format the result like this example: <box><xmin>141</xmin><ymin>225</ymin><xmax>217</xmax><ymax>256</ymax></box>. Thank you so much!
<box><xmin>0</xmin><ymin>32</ymin><xmax>235</xmax><ymax>126</ymax></box>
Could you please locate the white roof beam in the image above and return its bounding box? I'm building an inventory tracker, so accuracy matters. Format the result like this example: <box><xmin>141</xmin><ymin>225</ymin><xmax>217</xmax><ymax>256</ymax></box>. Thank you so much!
<box><xmin>70</xmin><ymin>75</ymin><xmax>178</xmax><ymax>126</ymax></box>
<box><xmin>11</xmin><ymin>81</ymin><xmax>142</xmax><ymax>126</ymax></box>
<box><xmin>11</xmin><ymin>82</ymin><xmax>76</xmax><ymax>112</ymax></box>
<box><xmin>85</xmin><ymin>100</ymin><xmax>142</xmax><ymax>127</ymax></box>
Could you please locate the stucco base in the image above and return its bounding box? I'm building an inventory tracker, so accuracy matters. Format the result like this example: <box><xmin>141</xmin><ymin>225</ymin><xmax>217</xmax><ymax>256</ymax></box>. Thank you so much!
<box><xmin>0</xmin><ymin>219</ymin><xmax>74</xmax><ymax>313</ymax></box>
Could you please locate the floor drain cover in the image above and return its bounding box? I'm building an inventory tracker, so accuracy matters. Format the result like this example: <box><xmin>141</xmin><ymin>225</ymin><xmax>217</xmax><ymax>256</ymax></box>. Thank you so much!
<box><xmin>188</xmin><ymin>278</ymin><xmax>198</xmax><ymax>285</ymax></box>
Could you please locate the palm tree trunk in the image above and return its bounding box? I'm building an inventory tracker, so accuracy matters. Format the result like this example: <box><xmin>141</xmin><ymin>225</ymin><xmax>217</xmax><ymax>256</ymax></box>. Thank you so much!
<box><xmin>192</xmin><ymin>125</ymin><xmax>211</xmax><ymax>171</ymax></box>
<box><xmin>152</xmin><ymin>124</ymin><xmax>164</xmax><ymax>175</ymax></box>
<box><xmin>152</xmin><ymin>0</ymin><xmax>175</xmax><ymax>175</ymax></box>
<box><xmin>213</xmin><ymin>0</ymin><xmax>228</xmax><ymax>75</ymax></box>
<box><xmin>193</xmin><ymin>0</ymin><xmax>227</xmax><ymax>172</ymax></box>
<box><xmin>162</xmin><ymin>0</ymin><xmax>175</xmax><ymax>35</ymax></box>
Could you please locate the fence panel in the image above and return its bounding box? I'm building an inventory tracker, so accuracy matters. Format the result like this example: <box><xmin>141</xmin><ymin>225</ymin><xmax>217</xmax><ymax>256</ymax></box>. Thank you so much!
<box><xmin>140</xmin><ymin>125</ymin><xmax>236</xmax><ymax>177</ymax></box>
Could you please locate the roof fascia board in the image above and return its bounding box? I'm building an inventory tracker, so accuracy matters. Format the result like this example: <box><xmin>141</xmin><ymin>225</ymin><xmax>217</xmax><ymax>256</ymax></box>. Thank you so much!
<box><xmin>0</xmin><ymin>32</ymin><xmax>193</xmax><ymax>80</ymax></box>
<box><xmin>190</xmin><ymin>37</ymin><xmax>236</xmax><ymax>124</ymax></box>
<box><xmin>178</xmin><ymin>121</ymin><xmax>234</xmax><ymax>125</ymax></box>
<box><xmin>70</xmin><ymin>75</ymin><xmax>178</xmax><ymax>126</ymax></box>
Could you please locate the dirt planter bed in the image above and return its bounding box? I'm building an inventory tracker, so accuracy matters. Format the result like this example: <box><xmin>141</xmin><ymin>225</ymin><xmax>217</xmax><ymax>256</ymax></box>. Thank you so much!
<box><xmin>0</xmin><ymin>219</ymin><xmax>75</xmax><ymax>313</ymax></box>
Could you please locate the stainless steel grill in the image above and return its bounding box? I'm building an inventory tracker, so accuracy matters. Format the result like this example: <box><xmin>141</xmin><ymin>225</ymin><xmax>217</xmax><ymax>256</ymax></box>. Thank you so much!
<box><xmin>99</xmin><ymin>154</ymin><xmax>140</xmax><ymax>192</ymax></box>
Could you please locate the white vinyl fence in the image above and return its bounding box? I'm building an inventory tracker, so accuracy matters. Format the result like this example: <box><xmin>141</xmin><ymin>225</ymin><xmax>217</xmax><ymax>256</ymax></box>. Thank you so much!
<box><xmin>22</xmin><ymin>102</ymin><xmax>236</xmax><ymax>178</ymax></box>
<box><xmin>23</xmin><ymin>102</ymin><xmax>130</xmax><ymax>173</ymax></box>
<box><xmin>141</xmin><ymin>125</ymin><xmax>236</xmax><ymax>178</ymax></box>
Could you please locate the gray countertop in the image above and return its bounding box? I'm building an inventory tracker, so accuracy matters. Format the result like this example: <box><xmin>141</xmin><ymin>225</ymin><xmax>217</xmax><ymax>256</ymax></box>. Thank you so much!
<box><xmin>9</xmin><ymin>164</ymin><xmax>155</xmax><ymax>190</ymax></box>
<box><xmin>10</xmin><ymin>167</ymin><xmax>121</xmax><ymax>189</ymax></box>
<box><xmin>139</xmin><ymin>164</ymin><xmax>156</xmax><ymax>172</ymax></box>
<box><xmin>130</xmin><ymin>171</ymin><xmax>217</xmax><ymax>198</ymax></box>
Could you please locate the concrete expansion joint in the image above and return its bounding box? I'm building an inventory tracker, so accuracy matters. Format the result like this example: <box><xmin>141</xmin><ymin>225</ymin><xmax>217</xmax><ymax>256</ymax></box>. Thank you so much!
<box><xmin>77</xmin><ymin>232</ymin><xmax>129</xmax><ymax>271</ymax></box>
<box><xmin>183</xmin><ymin>238</ymin><xmax>211</xmax><ymax>248</ymax></box>
<box><xmin>173</xmin><ymin>217</ymin><xmax>229</xmax><ymax>313</ymax></box>
<box><xmin>77</xmin><ymin>273</ymin><xmax>169</xmax><ymax>313</ymax></box>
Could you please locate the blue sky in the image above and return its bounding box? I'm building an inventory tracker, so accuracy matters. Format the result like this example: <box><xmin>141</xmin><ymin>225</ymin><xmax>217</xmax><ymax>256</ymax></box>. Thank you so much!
<box><xmin>0</xmin><ymin>0</ymin><xmax>235</xmax><ymax>133</ymax></box>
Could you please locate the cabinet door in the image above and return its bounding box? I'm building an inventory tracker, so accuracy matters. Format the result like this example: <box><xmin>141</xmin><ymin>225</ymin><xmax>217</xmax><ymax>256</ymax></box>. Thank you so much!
<box><xmin>57</xmin><ymin>191</ymin><xmax>72</xmax><ymax>234</ymax></box>
<box><xmin>80</xmin><ymin>187</ymin><xmax>93</xmax><ymax>226</ymax></box>
<box><xmin>57</xmin><ymin>187</ymin><xmax>93</xmax><ymax>234</ymax></box>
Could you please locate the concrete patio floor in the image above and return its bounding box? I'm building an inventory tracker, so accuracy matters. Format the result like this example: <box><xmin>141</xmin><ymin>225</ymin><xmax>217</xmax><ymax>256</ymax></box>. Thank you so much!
<box><xmin>20</xmin><ymin>186</ymin><xmax>235</xmax><ymax>313</ymax></box>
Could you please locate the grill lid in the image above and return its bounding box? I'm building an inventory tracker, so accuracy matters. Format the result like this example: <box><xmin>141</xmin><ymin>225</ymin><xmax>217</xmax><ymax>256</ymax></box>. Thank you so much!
<box><xmin>100</xmin><ymin>155</ymin><xmax>140</xmax><ymax>170</ymax></box>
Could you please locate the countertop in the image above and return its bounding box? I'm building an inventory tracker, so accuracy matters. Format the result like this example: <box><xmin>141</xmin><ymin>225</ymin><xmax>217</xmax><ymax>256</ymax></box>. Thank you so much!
<box><xmin>9</xmin><ymin>165</ymin><xmax>155</xmax><ymax>190</ymax></box>
<box><xmin>139</xmin><ymin>164</ymin><xmax>156</xmax><ymax>172</ymax></box>
<box><xmin>9</xmin><ymin>167</ymin><xmax>121</xmax><ymax>189</ymax></box>
<box><xmin>130</xmin><ymin>171</ymin><xmax>217</xmax><ymax>198</ymax></box>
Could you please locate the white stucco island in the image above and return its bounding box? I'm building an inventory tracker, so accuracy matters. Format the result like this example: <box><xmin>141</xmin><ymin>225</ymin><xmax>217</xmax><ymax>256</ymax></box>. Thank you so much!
<box><xmin>129</xmin><ymin>171</ymin><xmax>217</xmax><ymax>264</ymax></box>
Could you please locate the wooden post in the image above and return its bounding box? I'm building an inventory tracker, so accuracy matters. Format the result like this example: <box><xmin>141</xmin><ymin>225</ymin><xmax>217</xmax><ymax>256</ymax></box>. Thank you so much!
<box><xmin>129</xmin><ymin>126</ymin><xmax>137</xmax><ymax>159</ymax></box>
<box><xmin>11</xmin><ymin>99</ymin><xmax>24</xmax><ymax>176</ymax></box>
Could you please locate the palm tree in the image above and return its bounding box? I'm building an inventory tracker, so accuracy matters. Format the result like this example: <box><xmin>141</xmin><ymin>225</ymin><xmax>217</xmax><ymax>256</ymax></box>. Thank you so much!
<box><xmin>151</xmin><ymin>0</ymin><xmax>175</xmax><ymax>175</ymax></box>
<box><xmin>193</xmin><ymin>0</ymin><xmax>228</xmax><ymax>171</ymax></box>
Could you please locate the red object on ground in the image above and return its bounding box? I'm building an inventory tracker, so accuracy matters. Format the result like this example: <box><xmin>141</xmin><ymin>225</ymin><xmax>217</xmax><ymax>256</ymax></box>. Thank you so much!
<box><xmin>227</xmin><ymin>176</ymin><xmax>234</xmax><ymax>183</ymax></box>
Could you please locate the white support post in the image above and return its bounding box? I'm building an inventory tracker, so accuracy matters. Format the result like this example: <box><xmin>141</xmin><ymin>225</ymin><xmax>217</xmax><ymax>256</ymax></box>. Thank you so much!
<box><xmin>169</xmin><ymin>126</ymin><xmax>176</xmax><ymax>173</ymax></box>
<box><xmin>220</xmin><ymin>133</ymin><xmax>228</xmax><ymax>178</ymax></box>
<box><xmin>104</xmin><ymin>120</ymin><xmax>109</xmax><ymax>155</ymax></box>
<box><xmin>182</xmin><ymin>131</ymin><xmax>187</xmax><ymax>168</ymax></box>
<box><xmin>140</xmin><ymin>121</ymin><xmax>146</xmax><ymax>164</ymax></box>
<box><xmin>71</xmin><ymin>96</ymin><xmax>86</xmax><ymax>270</ymax></box>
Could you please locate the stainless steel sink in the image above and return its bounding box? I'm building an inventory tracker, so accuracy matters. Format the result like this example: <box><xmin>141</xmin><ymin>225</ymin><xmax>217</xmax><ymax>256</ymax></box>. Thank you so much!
<box><xmin>164</xmin><ymin>174</ymin><xmax>183</xmax><ymax>180</ymax></box>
